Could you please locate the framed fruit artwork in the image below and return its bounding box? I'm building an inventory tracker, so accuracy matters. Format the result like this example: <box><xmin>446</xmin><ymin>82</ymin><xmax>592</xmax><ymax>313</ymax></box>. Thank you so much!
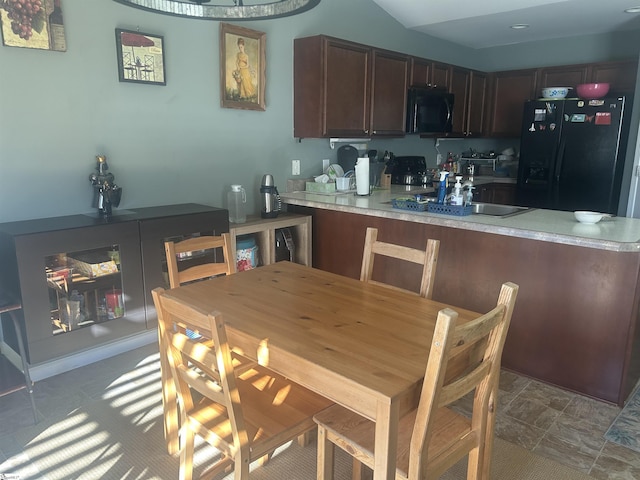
<box><xmin>0</xmin><ymin>0</ymin><xmax>66</xmax><ymax>51</ymax></box>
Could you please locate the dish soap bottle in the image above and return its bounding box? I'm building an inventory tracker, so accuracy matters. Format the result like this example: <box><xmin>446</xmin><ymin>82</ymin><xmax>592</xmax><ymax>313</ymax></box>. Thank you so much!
<box><xmin>437</xmin><ymin>171</ymin><xmax>449</xmax><ymax>204</ymax></box>
<box><xmin>450</xmin><ymin>176</ymin><xmax>464</xmax><ymax>206</ymax></box>
<box><xmin>227</xmin><ymin>184</ymin><xmax>247</xmax><ymax>223</ymax></box>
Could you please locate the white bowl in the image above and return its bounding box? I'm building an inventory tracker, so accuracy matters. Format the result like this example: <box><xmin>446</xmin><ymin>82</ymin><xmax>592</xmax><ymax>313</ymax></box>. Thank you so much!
<box><xmin>325</xmin><ymin>164</ymin><xmax>344</xmax><ymax>179</ymax></box>
<box><xmin>574</xmin><ymin>211</ymin><xmax>604</xmax><ymax>224</ymax></box>
<box><xmin>541</xmin><ymin>87</ymin><xmax>570</xmax><ymax>99</ymax></box>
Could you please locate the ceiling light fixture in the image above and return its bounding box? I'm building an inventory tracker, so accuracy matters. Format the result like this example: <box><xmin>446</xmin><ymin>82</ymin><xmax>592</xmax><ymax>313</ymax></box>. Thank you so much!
<box><xmin>624</xmin><ymin>6</ymin><xmax>640</xmax><ymax>13</ymax></box>
<box><xmin>510</xmin><ymin>24</ymin><xmax>529</xmax><ymax>30</ymax></box>
<box><xmin>112</xmin><ymin>0</ymin><xmax>321</xmax><ymax>20</ymax></box>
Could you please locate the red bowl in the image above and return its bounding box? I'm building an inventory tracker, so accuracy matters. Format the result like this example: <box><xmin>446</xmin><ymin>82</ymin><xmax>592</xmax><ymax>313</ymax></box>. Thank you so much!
<box><xmin>576</xmin><ymin>83</ymin><xmax>610</xmax><ymax>99</ymax></box>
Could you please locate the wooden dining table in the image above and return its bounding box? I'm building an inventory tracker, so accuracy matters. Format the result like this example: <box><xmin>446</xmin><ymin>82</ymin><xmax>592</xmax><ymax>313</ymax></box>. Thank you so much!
<box><xmin>158</xmin><ymin>261</ymin><xmax>482</xmax><ymax>480</ymax></box>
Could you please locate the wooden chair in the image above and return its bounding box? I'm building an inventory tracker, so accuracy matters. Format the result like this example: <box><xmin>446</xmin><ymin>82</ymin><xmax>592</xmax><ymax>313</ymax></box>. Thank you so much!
<box><xmin>314</xmin><ymin>282</ymin><xmax>519</xmax><ymax>480</ymax></box>
<box><xmin>162</xmin><ymin>233</ymin><xmax>246</xmax><ymax>454</ymax></box>
<box><xmin>164</xmin><ymin>233</ymin><xmax>235</xmax><ymax>288</ymax></box>
<box><xmin>152</xmin><ymin>287</ymin><xmax>334</xmax><ymax>480</ymax></box>
<box><xmin>360</xmin><ymin>227</ymin><xmax>440</xmax><ymax>299</ymax></box>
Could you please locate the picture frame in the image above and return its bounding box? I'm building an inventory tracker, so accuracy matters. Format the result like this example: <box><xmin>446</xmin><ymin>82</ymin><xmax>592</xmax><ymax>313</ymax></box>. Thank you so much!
<box><xmin>115</xmin><ymin>28</ymin><xmax>166</xmax><ymax>86</ymax></box>
<box><xmin>220</xmin><ymin>23</ymin><xmax>266</xmax><ymax>111</ymax></box>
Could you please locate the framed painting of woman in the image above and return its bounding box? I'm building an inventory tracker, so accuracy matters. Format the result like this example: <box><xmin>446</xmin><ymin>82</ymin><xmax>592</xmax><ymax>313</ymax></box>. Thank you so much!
<box><xmin>220</xmin><ymin>23</ymin><xmax>266</xmax><ymax>111</ymax></box>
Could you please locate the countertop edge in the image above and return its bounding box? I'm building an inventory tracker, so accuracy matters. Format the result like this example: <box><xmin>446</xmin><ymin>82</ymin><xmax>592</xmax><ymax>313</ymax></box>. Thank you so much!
<box><xmin>281</xmin><ymin>194</ymin><xmax>640</xmax><ymax>253</ymax></box>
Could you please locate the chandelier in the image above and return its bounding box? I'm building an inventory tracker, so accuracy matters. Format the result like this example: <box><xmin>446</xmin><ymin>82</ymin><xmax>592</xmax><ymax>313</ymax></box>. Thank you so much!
<box><xmin>112</xmin><ymin>0</ymin><xmax>321</xmax><ymax>20</ymax></box>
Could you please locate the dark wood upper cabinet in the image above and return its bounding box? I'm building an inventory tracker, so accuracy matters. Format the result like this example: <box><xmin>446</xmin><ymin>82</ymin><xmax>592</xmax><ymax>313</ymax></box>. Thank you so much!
<box><xmin>538</xmin><ymin>65</ymin><xmax>589</xmax><ymax>90</ymax></box>
<box><xmin>486</xmin><ymin>69</ymin><xmax>538</xmax><ymax>137</ymax></box>
<box><xmin>409</xmin><ymin>57</ymin><xmax>430</xmax><ymax>87</ymax></box>
<box><xmin>409</xmin><ymin>58</ymin><xmax>451</xmax><ymax>89</ymax></box>
<box><xmin>431</xmin><ymin>62</ymin><xmax>451</xmax><ymax>89</ymax></box>
<box><xmin>294</xmin><ymin>35</ymin><xmax>406</xmax><ymax>138</ymax></box>
<box><xmin>467</xmin><ymin>71</ymin><xmax>488</xmax><ymax>136</ymax></box>
<box><xmin>588</xmin><ymin>60</ymin><xmax>638</xmax><ymax>94</ymax></box>
<box><xmin>449</xmin><ymin>66</ymin><xmax>470</xmax><ymax>135</ymax></box>
<box><xmin>294</xmin><ymin>36</ymin><xmax>370</xmax><ymax>138</ymax></box>
<box><xmin>370</xmin><ymin>50</ymin><xmax>409</xmax><ymax>136</ymax></box>
<box><xmin>294</xmin><ymin>34</ymin><xmax>637</xmax><ymax>140</ymax></box>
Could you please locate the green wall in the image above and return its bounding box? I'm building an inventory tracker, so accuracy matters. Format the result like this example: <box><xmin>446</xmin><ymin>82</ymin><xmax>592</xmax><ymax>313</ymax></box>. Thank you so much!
<box><xmin>1</xmin><ymin>0</ymin><xmax>638</xmax><ymax>222</ymax></box>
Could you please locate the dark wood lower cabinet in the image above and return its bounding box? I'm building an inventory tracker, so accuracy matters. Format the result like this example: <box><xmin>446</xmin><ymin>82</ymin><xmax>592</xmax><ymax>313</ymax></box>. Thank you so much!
<box><xmin>291</xmin><ymin>205</ymin><xmax>640</xmax><ymax>406</ymax></box>
<box><xmin>0</xmin><ymin>204</ymin><xmax>228</xmax><ymax>365</ymax></box>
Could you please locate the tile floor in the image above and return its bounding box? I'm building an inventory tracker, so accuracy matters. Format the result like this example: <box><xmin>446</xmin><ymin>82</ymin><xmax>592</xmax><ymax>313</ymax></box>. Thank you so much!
<box><xmin>1</xmin><ymin>344</ymin><xmax>640</xmax><ymax>479</ymax></box>
<box><xmin>454</xmin><ymin>370</ymin><xmax>640</xmax><ymax>479</ymax></box>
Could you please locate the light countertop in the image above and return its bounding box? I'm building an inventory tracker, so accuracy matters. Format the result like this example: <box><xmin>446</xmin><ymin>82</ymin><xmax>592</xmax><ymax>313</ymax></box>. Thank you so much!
<box><xmin>281</xmin><ymin>185</ymin><xmax>640</xmax><ymax>252</ymax></box>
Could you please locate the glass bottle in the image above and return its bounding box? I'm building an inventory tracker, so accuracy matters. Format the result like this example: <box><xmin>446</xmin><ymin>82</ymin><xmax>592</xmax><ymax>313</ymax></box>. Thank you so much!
<box><xmin>227</xmin><ymin>185</ymin><xmax>247</xmax><ymax>223</ymax></box>
<box><xmin>48</xmin><ymin>0</ymin><xmax>67</xmax><ymax>52</ymax></box>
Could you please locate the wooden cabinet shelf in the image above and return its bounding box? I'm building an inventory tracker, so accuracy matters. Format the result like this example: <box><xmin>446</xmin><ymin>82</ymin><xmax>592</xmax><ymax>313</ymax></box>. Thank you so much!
<box><xmin>229</xmin><ymin>213</ymin><xmax>312</xmax><ymax>267</ymax></box>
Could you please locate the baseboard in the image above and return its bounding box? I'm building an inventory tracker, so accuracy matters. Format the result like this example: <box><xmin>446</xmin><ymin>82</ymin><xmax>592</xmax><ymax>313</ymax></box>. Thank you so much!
<box><xmin>25</xmin><ymin>330</ymin><xmax>158</xmax><ymax>381</ymax></box>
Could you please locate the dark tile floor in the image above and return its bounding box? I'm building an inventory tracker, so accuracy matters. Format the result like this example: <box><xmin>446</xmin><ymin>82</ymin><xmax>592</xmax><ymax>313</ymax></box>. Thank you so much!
<box><xmin>454</xmin><ymin>370</ymin><xmax>640</xmax><ymax>479</ymax></box>
<box><xmin>1</xmin><ymin>344</ymin><xmax>640</xmax><ymax>479</ymax></box>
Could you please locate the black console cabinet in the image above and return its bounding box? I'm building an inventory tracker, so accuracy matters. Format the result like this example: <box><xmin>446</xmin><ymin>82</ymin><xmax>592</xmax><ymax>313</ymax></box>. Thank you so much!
<box><xmin>0</xmin><ymin>204</ymin><xmax>228</xmax><ymax>364</ymax></box>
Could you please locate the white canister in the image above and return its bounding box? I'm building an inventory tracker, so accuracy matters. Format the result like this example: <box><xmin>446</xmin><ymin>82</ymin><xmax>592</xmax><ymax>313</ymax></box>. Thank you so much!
<box><xmin>227</xmin><ymin>184</ymin><xmax>247</xmax><ymax>223</ymax></box>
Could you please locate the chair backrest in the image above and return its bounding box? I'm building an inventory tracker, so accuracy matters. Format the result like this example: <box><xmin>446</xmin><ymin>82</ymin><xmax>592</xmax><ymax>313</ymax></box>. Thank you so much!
<box><xmin>360</xmin><ymin>227</ymin><xmax>440</xmax><ymax>298</ymax></box>
<box><xmin>408</xmin><ymin>282</ymin><xmax>519</xmax><ymax>479</ymax></box>
<box><xmin>152</xmin><ymin>287</ymin><xmax>249</xmax><ymax>462</ymax></box>
<box><xmin>165</xmin><ymin>233</ymin><xmax>235</xmax><ymax>288</ymax></box>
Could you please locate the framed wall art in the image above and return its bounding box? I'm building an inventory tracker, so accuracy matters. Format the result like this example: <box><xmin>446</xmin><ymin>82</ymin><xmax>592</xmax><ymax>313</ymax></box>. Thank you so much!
<box><xmin>0</xmin><ymin>0</ymin><xmax>66</xmax><ymax>51</ymax></box>
<box><xmin>115</xmin><ymin>28</ymin><xmax>166</xmax><ymax>86</ymax></box>
<box><xmin>220</xmin><ymin>23</ymin><xmax>265</xmax><ymax>111</ymax></box>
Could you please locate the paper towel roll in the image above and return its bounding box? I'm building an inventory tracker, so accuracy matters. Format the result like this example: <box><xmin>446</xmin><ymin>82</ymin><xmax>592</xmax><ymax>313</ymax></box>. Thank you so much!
<box><xmin>355</xmin><ymin>157</ymin><xmax>370</xmax><ymax>195</ymax></box>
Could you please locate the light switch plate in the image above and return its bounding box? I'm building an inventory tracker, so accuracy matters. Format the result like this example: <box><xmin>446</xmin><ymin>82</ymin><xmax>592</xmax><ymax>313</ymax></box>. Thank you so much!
<box><xmin>292</xmin><ymin>159</ymin><xmax>301</xmax><ymax>175</ymax></box>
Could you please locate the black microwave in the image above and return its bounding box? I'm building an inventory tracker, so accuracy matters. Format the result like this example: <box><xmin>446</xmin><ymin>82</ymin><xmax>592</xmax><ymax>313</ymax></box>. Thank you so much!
<box><xmin>405</xmin><ymin>87</ymin><xmax>454</xmax><ymax>134</ymax></box>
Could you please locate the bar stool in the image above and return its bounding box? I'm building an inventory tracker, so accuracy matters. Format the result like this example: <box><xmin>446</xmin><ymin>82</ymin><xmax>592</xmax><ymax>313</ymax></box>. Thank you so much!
<box><xmin>0</xmin><ymin>298</ymin><xmax>38</xmax><ymax>423</ymax></box>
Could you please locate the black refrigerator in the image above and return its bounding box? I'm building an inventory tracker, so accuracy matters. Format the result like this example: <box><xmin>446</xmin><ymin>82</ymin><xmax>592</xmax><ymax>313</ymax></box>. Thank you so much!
<box><xmin>515</xmin><ymin>97</ymin><xmax>629</xmax><ymax>214</ymax></box>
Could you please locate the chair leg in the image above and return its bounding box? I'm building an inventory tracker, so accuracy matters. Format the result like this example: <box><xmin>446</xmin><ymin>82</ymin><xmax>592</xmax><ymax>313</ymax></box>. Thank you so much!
<box><xmin>298</xmin><ymin>430</ymin><xmax>313</xmax><ymax>447</ymax></box>
<box><xmin>352</xmin><ymin>459</ymin><xmax>372</xmax><ymax>480</ymax></box>
<box><xmin>317</xmin><ymin>425</ymin><xmax>334</xmax><ymax>480</ymax></box>
<box><xmin>180</xmin><ymin>428</ymin><xmax>195</xmax><ymax>480</ymax></box>
<box><xmin>467</xmin><ymin>445</ymin><xmax>483</xmax><ymax>480</ymax></box>
<box><xmin>9</xmin><ymin>311</ymin><xmax>37</xmax><ymax>423</ymax></box>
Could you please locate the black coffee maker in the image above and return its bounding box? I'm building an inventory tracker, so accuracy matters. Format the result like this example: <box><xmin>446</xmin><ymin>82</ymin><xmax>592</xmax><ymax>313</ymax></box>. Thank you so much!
<box><xmin>260</xmin><ymin>174</ymin><xmax>281</xmax><ymax>218</ymax></box>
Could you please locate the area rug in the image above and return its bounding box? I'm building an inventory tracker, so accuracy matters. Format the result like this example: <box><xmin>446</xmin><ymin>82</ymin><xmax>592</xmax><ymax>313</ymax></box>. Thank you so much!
<box><xmin>605</xmin><ymin>383</ymin><xmax>640</xmax><ymax>452</ymax></box>
<box><xmin>0</xmin><ymin>350</ymin><xmax>595</xmax><ymax>479</ymax></box>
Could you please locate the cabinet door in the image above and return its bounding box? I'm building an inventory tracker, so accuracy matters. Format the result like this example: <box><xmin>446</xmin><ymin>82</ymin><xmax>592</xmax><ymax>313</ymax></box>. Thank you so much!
<box><xmin>324</xmin><ymin>38</ymin><xmax>371</xmax><ymax>137</ymax></box>
<box><xmin>467</xmin><ymin>71</ymin><xmax>487</xmax><ymax>136</ymax></box>
<box><xmin>449</xmin><ymin>66</ymin><xmax>470</xmax><ymax>135</ymax></box>
<box><xmin>431</xmin><ymin>62</ymin><xmax>451</xmax><ymax>89</ymax></box>
<box><xmin>588</xmin><ymin>60</ymin><xmax>638</xmax><ymax>95</ymax></box>
<box><xmin>487</xmin><ymin>69</ymin><xmax>537</xmax><ymax>137</ymax></box>
<box><xmin>491</xmin><ymin>184</ymin><xmax>516</xmax><ymax>205</ymax></box>
<box><xmin>538</xmin><ymin>65</ymin><xmax>588</xmax><ymax>90</ymax></box>
<box><xmin>139</xmin><ymin>209</ymin><xmax>229</xmax><ymax>329</ymax></box>
<box><xmin>409</xmin><ymin>57</ymin><xmax>430</xmax><ymax>87</ymax></box>
<box><xmin>477</xmin><ymin>184</ymin><xmax>494</xmax><ymax>203</ymax></box>
<box><xmin>370</xmin><ymin>50</ymin><xmax>408</xmax><ymax>136</ymax></box>
<box><xmin>13</xmin><ymin>222</ymin><xmax>145</xmax><ymax>364</ymax></box>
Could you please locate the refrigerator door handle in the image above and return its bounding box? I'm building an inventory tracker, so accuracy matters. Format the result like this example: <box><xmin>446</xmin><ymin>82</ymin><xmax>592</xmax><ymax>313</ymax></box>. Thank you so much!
<box><xmin>555</xmin><ymin>140</ymin><xmax>566</xmax><ymax>183</ymax></box>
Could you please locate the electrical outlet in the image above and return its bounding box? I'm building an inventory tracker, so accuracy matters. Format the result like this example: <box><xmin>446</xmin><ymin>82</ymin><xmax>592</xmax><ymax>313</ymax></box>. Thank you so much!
<box><xmin>322</xmin><ymin>159</ymin><xmax>330</xmax><ymax>172</ymax></box>
<box><xmin>292</xmin><ymin>159</ymin><xmax>301</xmax><ymax>176</ymax></box>
<box><xmin>436</xmin><ymin>154</ymin><xmax>443</xmax><ymax>164</ymax></box>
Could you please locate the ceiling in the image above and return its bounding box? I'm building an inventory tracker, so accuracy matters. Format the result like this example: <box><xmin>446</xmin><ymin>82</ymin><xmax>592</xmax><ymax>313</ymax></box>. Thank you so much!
<box><xmin>372</xmin><ymin>0</ymin><xmax>640</xmax><ymax>49</ymax></box>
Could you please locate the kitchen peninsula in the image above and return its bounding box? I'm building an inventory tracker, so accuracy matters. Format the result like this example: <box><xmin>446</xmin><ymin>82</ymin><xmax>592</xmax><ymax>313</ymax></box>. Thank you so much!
<box><xmin>283</xmin><ymin>187</ymin><xmax>640</xmax><ymax>406</ymax></box>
